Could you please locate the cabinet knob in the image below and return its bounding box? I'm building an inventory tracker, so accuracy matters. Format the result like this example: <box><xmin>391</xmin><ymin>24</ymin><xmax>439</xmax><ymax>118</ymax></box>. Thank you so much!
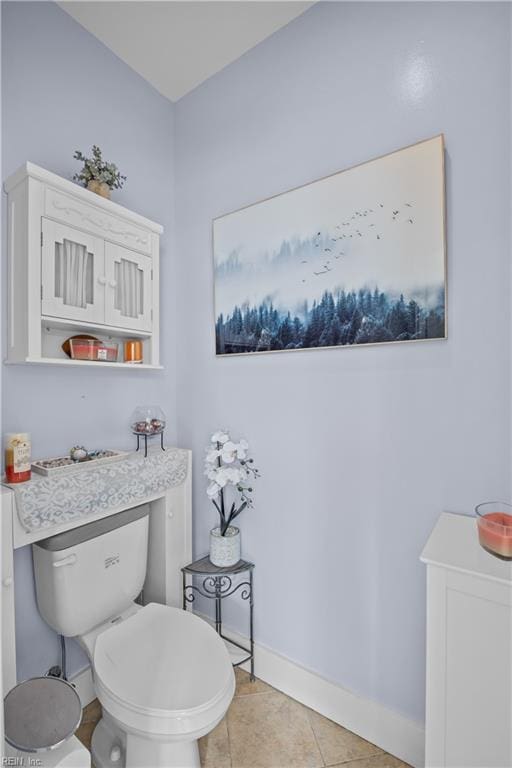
<box><xmin>2</xmin><ymin>577</ymin><xmax>13</xmax><ymax>588</ymax></box>
<box><xmin>109</xmin><ymin>280</ymin><xmax>117</xmax><ymax>289</ymax></box>
<box><xmin>98</xmin><ymin>276</ymin><xmax>107</xmax><ymax>285</ymax></box>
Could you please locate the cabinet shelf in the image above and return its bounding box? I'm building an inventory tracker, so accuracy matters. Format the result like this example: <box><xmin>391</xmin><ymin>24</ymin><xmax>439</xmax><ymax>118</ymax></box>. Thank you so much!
<box><xmin>6</xmin><ymin>357</ymin><xmax>163</xmax><ymax>370</ymax></box>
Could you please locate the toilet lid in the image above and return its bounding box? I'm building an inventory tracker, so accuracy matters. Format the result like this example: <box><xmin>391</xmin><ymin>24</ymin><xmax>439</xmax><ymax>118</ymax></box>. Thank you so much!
<box><xmin>94</xmin><ymin>603</ymin><xmax>233</xmax><ymax>715</ymax></box>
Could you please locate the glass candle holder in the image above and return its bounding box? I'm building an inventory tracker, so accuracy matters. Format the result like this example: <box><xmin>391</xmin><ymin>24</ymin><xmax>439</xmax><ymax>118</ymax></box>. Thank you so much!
<box><xmin>130</xmin><ymin>406</ymin><xmax>166</xmax><ymax>458</ymax></box>
<box><xmin>130</xmin><ymin>406</ymin><xmax>166</xmax><ymax>436</ymax></box>
<box><xmin>475</xmin><ymin>501</ymin><xmax>512</xmax><ymax>560</ymax></box>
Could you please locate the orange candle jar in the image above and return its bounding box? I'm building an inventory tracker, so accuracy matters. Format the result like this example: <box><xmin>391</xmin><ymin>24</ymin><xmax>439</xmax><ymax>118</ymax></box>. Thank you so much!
<box><xmin>476</xmin><ymin>502</ymin><xmax>512</xmax><ymax>560</ymax></box>
<box><xmin>124</xmin><ymin>339</ymin><xmax>143</xmax><ymax>364</ymax></box>
<box><xmin>5</xmin><ymin>433</ymin><xmax>31</xmax><ymax>483</ymax></box>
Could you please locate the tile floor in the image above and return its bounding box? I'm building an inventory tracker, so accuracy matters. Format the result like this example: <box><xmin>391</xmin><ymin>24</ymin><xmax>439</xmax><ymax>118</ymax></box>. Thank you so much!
<box><xmin>76</xmin><ymin>668</ymin><xmax>411</xmax><ymax>768</ymax></box>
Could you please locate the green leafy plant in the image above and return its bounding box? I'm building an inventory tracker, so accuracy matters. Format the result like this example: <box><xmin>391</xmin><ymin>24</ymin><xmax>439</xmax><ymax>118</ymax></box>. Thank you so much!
<box><xmin>73</xmin><ymin>145</ymin><xmax>126</xmax><ymax>190</ymax></box>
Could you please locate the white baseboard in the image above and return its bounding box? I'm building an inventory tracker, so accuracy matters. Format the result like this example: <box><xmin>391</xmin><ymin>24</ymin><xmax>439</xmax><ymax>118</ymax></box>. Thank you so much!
<box><xmin>69</xmin><ymin>614</ymin><xmax>425</xmax><ymax>768</ymax></box>
<box><xmin>69</xmin><ymin>666</ymin><xmax>95</xmax><ymax>708</ymax></box>
<box><xmin>214</xmin><ymin>618</ymin><xmax>425</xmax><ymax>768</ymax></box>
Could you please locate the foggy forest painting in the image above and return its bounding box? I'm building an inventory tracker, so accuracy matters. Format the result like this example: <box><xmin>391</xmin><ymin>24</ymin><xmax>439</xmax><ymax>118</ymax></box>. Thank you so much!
<box><xmin>213</xmin><ymin>136</ymin><xmax>446</xmax><ymax>355</ymax></box>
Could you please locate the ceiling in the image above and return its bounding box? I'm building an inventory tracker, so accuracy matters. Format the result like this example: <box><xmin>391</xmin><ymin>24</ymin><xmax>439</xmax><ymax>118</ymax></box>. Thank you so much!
<box><xmin>58</xmin><ymin>1</ymin><xmax>314</xmax><ymax>102</ymax></box>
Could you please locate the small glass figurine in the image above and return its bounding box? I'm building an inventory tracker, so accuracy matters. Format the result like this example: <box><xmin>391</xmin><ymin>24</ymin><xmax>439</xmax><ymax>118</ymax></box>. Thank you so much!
<box><xmin>130</xmin><ymin>406</ymin><xmax>166</xmax><ymax>457</ymax></box>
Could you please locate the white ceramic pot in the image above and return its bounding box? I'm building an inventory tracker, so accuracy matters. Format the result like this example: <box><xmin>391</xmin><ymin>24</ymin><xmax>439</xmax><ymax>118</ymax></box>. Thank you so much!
<box><xmin>209</xmin><ymin>526</ymin><xmax>241</xmax><ymax>567</ymax></box>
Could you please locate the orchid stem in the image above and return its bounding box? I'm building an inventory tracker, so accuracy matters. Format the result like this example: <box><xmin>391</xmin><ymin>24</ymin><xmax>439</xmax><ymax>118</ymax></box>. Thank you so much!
<box><xmin>216</xmin><ymin>442</ymin><xmax>227</xmax><ymax>535</ymax></box>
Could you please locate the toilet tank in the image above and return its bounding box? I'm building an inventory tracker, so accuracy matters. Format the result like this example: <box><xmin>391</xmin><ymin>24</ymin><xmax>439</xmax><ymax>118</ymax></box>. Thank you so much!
<box><xmin>33</xmin><ymin>504</ymin><xmax>149</xmax><ymax>637</ymax></box>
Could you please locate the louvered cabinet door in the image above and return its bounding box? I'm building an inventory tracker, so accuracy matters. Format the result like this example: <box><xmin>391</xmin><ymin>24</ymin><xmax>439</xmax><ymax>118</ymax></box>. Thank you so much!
<box><xmin>41</xmin><ymin>219</ymin><xmax>105</xmax><ymax>323</ymax></box>
<box><xmin>104</xmin><ymin>242</ymin><xmax>153</xmax><ymax>332</ymax></box>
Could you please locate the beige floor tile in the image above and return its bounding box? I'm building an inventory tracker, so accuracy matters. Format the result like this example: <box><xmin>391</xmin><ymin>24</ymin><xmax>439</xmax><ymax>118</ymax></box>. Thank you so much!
<box><xmin>330</xmin><ymin>753</ymin><xmax>411</xmax><ymax>768</ymax></box>
<box><xmin>74</xmin><ymin>693</ymin><xmax>409</xmax><ymax>768</ymax></box>
<box><xmin>307</xmin><ymin>709</ymin><xmax>382</xmax><ymax>766</ymax></box>
<box><xmin>228</xmin><ymin>691</ymin><xmax>323</xmax><ymax>768</ymax></box>
<box><xmin>75</xmin><ymin>719</ymin><xmax>97</xmax><ymax>751</ymax></box>
<box><xmin>199</xmin><ymin>717</ymin><xmax>232</xmax><ymax>768</ymax></box>
<box><xmin>80</xmin><ymin>699</ymin><xmax>102</xmax><ymax>725</ymax></box>
<box><xmin>234</xmin><ymin>668</ymin><xmax>274</xmax><ymax>697</ymax></box>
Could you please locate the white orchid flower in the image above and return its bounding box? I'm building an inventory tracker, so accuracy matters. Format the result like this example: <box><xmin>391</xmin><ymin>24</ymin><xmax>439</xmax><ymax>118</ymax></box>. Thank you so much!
<box><xmin>205</xmin><ymin>431</ymin><xmax>257</xmax><ymax>510</ymax></box>
<box><xmin>214</xmin><ymin>469</ymin><xmax>230</xmax><ymax>488</ymax></box>
<box><xmin>224</xmin><ymin>467</ymin><xmax>242</xmax><ymax>485</ymax></box>
<box><xmin>207</xmin><ymin>482</ymin><xmax>220</xmax><ymax>498</ymax></box>
<box><xmin>235</xmin><ymin>441</ymin><xmax>248</xmax><ymax>460</ymax></box>
<box><xmin>211</xmin><ymin>431</ymin><xmax>229</xmax><ymax>445</ymax></box>
<box><xmin>205</xmin><ymin>448</ymin><xmax>220</xmax><ymax>465</ymax></box>
<box><xmin>221</xmin><ymin>440</ymin><xmax>237</xmax><ymax>463</ymax></box>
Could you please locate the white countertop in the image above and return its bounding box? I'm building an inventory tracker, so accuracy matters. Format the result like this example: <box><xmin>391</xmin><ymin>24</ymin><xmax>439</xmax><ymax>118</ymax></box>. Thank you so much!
<box><xmin>421</xmin><ymin>511</ymin><xmax>512</xmax><ymax>586</ymax></box>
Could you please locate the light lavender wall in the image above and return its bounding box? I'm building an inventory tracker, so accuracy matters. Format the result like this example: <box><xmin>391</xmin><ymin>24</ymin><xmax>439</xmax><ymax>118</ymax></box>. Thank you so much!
<box><xmin>2</xmin><ymin>1</ymin><xmax>176</xmax><ymax>680</ymax></box>
<box><xmin>174</xmin><ymin>2</ymin><xmax>511</xmax><ymax>723</ymax></box>
<box><xmin>3</xmin><ymin>0</ymin><xmax>511</xmax><ymax>726</ymax></box>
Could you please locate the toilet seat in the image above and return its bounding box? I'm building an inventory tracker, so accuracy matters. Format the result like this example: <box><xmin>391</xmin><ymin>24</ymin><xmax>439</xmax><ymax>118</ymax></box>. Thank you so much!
<box><xmin>93</xmin><ymin>603</ymin><xmax>235</xmax><ymax>739</ymax></box>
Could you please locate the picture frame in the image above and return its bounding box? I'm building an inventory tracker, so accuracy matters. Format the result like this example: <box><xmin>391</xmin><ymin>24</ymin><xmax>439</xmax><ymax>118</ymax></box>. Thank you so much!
<box><xmin>212</xmin><ymin>135</ymin><xmax>446</xmax><ymax>356</ymax></box>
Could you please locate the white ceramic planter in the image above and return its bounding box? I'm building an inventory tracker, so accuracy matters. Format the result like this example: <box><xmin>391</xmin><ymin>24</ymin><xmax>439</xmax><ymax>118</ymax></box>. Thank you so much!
<box><xmin>209</xmin><ymin>526</ymin><xmax>241</xmax><ymax>567</ymax></box>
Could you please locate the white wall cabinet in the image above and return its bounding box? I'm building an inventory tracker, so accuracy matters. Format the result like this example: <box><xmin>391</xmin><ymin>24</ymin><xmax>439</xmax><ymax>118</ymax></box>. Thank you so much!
<box><xmin>4</xmin><ymin>162</ymin><xmax>163</xmax><ymax>368</ymax></box>
<box><xmin>421</xmin><ymin>513</ymin><xmax>512</xmax><ymax>768</ymax></box>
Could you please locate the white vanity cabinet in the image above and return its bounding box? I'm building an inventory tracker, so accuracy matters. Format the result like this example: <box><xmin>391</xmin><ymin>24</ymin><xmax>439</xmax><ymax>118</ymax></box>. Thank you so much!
<box><xmin>421</xmin><ymin>513</ymin><xmax>512</xmax><ymax>768</ymax></box>
<box><xmin>5</xmin><ymin>162</ymin><xmax>162</xmax><ymax>368</ymax></box>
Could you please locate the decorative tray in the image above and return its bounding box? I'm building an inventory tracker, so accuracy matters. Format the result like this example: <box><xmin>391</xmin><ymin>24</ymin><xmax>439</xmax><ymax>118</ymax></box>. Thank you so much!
<box><xmin>32</xmin><ymin>450</ymin><xmax>129</xmax><ymax>477</ymax></box>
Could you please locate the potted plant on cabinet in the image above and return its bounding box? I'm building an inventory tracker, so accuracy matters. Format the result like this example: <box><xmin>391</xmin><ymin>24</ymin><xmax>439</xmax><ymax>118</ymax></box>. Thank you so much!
<box><xmin>73</xmin><ymin>145</ymin><xmax>126</xmax><ymax>199</ymax></box>
<box><xmin>205</xmin><ymin>430</ymin><xmax>260</xmax><ymax>566</ymax></box>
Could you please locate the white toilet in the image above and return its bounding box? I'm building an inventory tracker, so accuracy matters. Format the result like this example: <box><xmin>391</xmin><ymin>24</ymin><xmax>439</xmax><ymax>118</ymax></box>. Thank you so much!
<box><xmin>32</xmin><ymin>504</ymin><xmax>235</xmax><ymax>768</ymax></box>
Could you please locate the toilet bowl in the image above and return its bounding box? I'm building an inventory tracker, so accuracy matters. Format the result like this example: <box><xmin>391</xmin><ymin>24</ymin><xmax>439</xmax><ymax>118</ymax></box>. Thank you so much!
<box><xmin>87</xmin><ymin>602</ymin><xmax>235</xmax><ymax>768</ymax></box>
<box><xmin>32</xmin><ymin>504</ymin><xmax>235</xmax><ymax>768</ymax></box>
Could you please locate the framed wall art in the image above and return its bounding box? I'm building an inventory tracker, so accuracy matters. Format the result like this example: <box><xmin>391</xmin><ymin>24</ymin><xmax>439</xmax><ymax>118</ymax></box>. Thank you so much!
<box><xmin>213</xmin><ymin>135</ymin><xmax>446</xmax><ymax>356</ymax></box>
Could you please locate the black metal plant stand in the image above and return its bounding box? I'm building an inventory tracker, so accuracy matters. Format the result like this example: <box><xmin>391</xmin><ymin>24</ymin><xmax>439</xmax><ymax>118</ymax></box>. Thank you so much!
<box><xmin>181</xmin><ymin>556</ymin><xmax>255</xmax><ymax>681</ymax></box>
<box><xmin>135</xmin><ymin>430</ymin><xmax>166</xmax><ymax>458</ymax></box>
